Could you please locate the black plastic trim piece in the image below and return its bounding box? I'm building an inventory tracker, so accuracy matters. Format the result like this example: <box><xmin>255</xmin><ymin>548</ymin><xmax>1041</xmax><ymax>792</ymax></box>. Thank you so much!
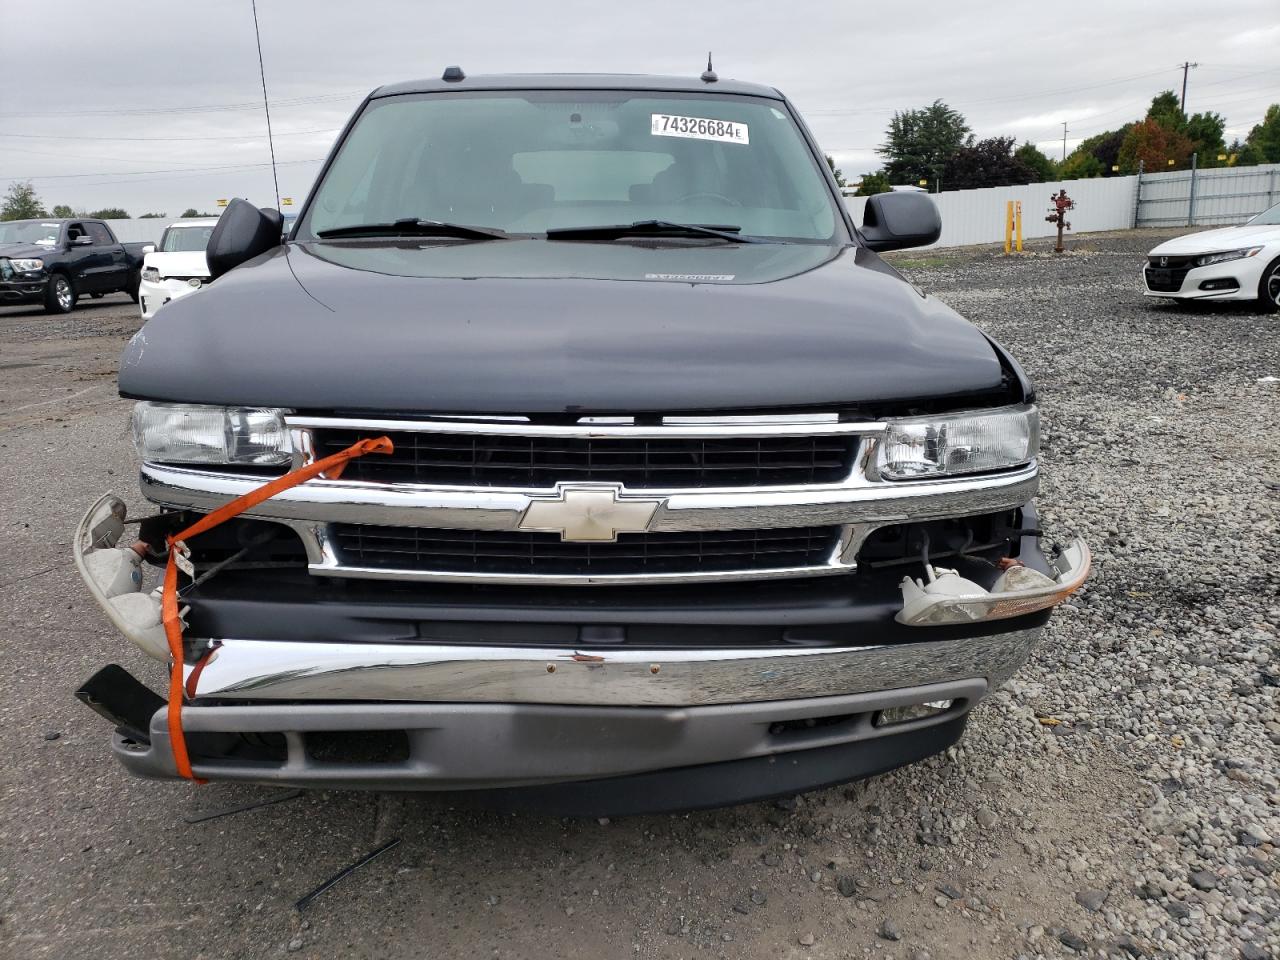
<box><xmin>446</xmin><ymin>714</ymin><xmax>968</xmax><ymax>816</ymax></box>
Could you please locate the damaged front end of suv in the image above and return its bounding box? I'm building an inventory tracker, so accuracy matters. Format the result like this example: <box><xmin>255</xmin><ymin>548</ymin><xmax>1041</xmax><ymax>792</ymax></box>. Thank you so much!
<box><xmin>74</xmin><ymin>71</ymin><xmax>1087</xmax><ymax>815</ymax></box>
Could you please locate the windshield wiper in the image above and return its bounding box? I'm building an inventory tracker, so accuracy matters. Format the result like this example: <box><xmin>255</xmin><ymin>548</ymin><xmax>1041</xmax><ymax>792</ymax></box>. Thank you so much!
<box><xmin>314</xmin><ymin>218</ymin><xmax>508</xmax><ymax>240</ymax></box>
<box><xmin>546</xmin><ymin>220</ymin><xmax>763</xmax><ymax>243</ymax></box>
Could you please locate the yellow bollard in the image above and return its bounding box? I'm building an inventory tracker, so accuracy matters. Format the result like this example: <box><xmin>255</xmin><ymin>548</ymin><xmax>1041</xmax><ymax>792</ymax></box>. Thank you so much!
<box><xmin>1015</xmin><ymin>200</ymin><xmax>1023</xmax><ymax>253</ymax></box>
<box><xmin>1004</xmin><ymin>200</ymin><xmax>1013</xmax><ymax>254</ymax></box>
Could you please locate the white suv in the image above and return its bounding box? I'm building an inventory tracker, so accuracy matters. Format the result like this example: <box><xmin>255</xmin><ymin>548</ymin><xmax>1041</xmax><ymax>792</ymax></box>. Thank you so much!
<box><xmin>138</xmin><ymin>218</ymin><xmax>217</xmax><ymax>318</ymax></box>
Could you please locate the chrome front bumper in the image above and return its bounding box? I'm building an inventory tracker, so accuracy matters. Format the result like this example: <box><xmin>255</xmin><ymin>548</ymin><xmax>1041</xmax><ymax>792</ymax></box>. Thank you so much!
<box><xmin>184</xmin><ymin>628</ymin><xmax>1041</xmax><ymax>706</ymax></box>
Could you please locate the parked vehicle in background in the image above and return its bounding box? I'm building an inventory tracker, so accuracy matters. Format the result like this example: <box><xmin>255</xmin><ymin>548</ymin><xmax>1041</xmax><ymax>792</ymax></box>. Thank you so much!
<box><xmin>75</xmin><ymin>71</ymin><xmax>1088</xmax><ymax>814</ymax></box>
<box><xmin>138</xmin><ymin>218</ymin><xmax>217</xmax><ymax>319</ymax></box>
<box><xmin>1143</xmin><ymin>201</ymin><xmax>1280</xmax><ymax>310</ymax></box>
<box><xmin>0</xmin><ymin>218</ymin><xmax>151</xmax><ymax>313</ymax></box>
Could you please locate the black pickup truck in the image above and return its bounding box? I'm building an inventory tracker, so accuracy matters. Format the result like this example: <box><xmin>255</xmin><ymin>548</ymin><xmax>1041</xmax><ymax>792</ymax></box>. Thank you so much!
<box><xmin>74</xmin><ymin>71</ymin><xmax>1088</xmax><ymax>814</ymax></box>
<box><xmin>0</xmin><ymin>218</ymin><xmax>151</xmax><ymax>313</ymax></box>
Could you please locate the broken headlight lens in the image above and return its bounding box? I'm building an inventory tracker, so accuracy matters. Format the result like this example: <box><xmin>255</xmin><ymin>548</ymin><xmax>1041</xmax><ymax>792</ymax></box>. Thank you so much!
<box><xmin>878</xmin><ymin>404</ymin><xmax>1038</xmax><ymax>479</ymax></box>
<box><xmin>131</xmin><ymin>402</ymin><xmax>291</xmax><ymax>465</ymax></box>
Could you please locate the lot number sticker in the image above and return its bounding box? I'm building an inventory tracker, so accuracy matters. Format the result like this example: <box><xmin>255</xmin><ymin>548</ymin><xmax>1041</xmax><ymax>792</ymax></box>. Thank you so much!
<box><xmin>651</xmin><ymin>114</ymin><xmax>749</xmax><ymax>144</ymax></box>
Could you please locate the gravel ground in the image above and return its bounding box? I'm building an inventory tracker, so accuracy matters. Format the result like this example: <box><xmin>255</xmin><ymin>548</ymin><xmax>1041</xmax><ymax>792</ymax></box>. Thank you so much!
<box><xmin>0</xmin><ymin>232</ymin><xmax>1277</xmax><ymax>960</ymax></box>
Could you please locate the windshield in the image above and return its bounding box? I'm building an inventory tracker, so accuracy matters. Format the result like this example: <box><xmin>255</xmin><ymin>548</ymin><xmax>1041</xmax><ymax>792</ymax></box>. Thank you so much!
<box><xmin>300</xmin><ymin>91</ymin><xmax>841</xmax><ymax>242</ymax></box>
<box><xmin>1248</xmin><ymin>202</ymin><xmax>1280</xmax><ymax>226</ymax></box>
<box><xmin>0</xmin><ymin>221</ymin><xmax>60</xmax><ymax>246</ymax></box>
<box><xmin>160</xmin><ymin>225</ymin><xmax>215</xmax><ymax>252</ymax></box>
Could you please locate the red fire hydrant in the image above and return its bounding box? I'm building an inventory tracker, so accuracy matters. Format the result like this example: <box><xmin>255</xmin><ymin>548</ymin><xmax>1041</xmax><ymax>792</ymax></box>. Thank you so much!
<box><xmin>1045</xmin><ymin>189</ymin><xmax>1075</xmax><ymax>253</ymax></box>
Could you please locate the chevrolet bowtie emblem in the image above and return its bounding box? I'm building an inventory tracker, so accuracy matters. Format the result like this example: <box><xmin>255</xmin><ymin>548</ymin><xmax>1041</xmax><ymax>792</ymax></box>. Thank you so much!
<box><xmin>519</xmin><ymin>484</ymin><xmax>665</xmax><ymax>542</ymax></box>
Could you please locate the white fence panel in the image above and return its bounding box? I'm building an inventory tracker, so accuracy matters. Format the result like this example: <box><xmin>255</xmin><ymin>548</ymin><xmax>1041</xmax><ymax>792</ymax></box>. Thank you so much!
<box><xmin>103</xmin><ymin>218</ymin><xmax>168</xmax><ymax>243</ymax></box>
<box><xmin>846</xmin><ymin>175</ymin><xmax>1137</xmax><ymax>249</ymax></box>
<box><xmin>1136</xmin><ymin>163</ymin><xmax>1280</xmax><ymax>227</ymax></box>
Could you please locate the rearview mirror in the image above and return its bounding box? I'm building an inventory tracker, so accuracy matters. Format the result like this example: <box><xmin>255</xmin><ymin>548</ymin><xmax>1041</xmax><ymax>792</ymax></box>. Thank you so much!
<box><xmin>859</xmin><ymin>192</ymin><xmax>941</xmax><ymax>252</ymax></box>
<box><xmin>206</xmin><ymin>198</ymin><xmax>283</xmax><ymax>280</ymax></box>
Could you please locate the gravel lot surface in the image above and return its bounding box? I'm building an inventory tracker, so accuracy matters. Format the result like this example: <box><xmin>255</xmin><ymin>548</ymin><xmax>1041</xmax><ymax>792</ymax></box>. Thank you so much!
<box><xmin>1</xmin><ymin>232</ymin><xmax>1277</xmax><ymax>960</ymax></box>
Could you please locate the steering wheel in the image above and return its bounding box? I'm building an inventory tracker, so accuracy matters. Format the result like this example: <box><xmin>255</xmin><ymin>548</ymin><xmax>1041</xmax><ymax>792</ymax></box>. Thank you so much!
<box><xmin>675</xmin><ymin>192</ymin><xmax>742</xmax><ymax>207</ymax></box>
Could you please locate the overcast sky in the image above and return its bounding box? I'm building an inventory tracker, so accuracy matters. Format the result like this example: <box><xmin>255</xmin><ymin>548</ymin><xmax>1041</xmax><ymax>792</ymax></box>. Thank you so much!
<box><xmin>2</xmin><ymin>0</ymin><xmax>1277</xmax><ymax>217</ymax></box>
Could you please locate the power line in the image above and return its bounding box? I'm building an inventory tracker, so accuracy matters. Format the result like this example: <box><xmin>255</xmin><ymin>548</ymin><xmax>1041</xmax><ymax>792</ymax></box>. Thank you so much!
<box><xmin>803</xmin><ymin>67</ymin><xmax>1173</xmax><ymax>116</ymax></box>
<box><xmin>0</xmin><ymin>128</ymin><xmax>337</xmax><ymax>142</ymax></box>
<box><xmin>0</xmin><ymin>157</ymin><xmax>325</xmax><ymax>183</ymax></box>
<box><xmin>0</xmin><ymin>90</ymin><xmax>363</xmax><ymax>120</ymax></box>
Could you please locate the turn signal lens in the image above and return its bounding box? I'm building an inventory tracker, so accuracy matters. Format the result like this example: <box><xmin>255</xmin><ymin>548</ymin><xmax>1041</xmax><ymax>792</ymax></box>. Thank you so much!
<box><xmin>130</xmin><ymin>402</ymin><xmax>291</xmax><ymax>465</ymax></box>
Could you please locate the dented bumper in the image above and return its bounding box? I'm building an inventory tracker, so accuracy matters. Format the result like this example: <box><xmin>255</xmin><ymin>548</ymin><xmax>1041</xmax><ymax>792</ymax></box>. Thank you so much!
<box><xmin>74</xmin><ymin>491</ymin><xmax>1074</xmax><ymax>802</ymax></box>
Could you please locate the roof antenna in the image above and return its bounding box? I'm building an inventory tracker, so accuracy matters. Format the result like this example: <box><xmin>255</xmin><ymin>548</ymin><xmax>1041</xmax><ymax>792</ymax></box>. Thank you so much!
<box><xmin>249</xmin><ymin>0</ymin><xmax>281</xmax><ymax>210</ymax></box>
<box><xmin>701</xmin><ymin>52</ymin><xmax>717</xmax><ymax>83</ymax></box>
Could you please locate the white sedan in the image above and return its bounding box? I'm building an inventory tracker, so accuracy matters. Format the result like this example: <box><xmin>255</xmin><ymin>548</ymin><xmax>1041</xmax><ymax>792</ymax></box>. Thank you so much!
<box><xmin>138</xmin><ymin>218</ymin><xmax>217</xmax><ymax>319</ymax></box>
<box><xmin>1143</xmin><ymin>202</ymin><xmax>1280</xmax><ymax>310</ymax></box>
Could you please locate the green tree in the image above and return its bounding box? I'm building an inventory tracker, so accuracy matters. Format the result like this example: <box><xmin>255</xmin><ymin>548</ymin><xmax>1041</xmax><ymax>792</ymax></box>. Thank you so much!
<box><xmin>1147</xmin><ymin>90</ymin><xmax>1185</xmax><ymax>132</ymax></box>
<box><xmin>1185</xmin><ymin>112</ymin><xmax>1225</xmax><ymax>155</ymax></box>
<box><xmin>1061</xmin><ymin>127</ymin><xmax>1130</xmax><ymax>177</ymax></box>
<box><xmin>51</xmin><ymin>204</ymin><xmax>76</xmax><ymax>218</ymax></box>
<box><xmin>1227</xmin><ymin>137</ymin><xmax>1265</xmax><ymax>166</ymax></box>
<box><xmin>877</xmin><ymin>100</ymin><xmax>971</xmax><ymax>185</ymax></box>
<box><xmin>1247</xmin><ymin>104</ymin><xmax>1280</xmax><ymax>163</ymax></box>
<box><xmin>87</xmin><ymin>207</ymin><xmax>130</xmax><ymax>219</ymax></box>
<box><xmin>1013</xmin><ymin>142</ymin><xmax>1057</xmax><ymax>182</ymax></box>
<box><xmin>181</xmin><ymin>207</ymin><xmax>217</xmax><ymax>218</ymax></box>
<box><xmin>1</xmin><ymin>181</ymin><xmax>47</xmax><ymax>220</ymax></box>
<box><xmin>854</xmin><ymin>171</ymin><xmax>893</xmax><ymax>196</ymax></box>
<box><xmin>824</xmin><ymin>155</ymin><xmax>847</xmax><ymax>188</ymax></box>
<box><xmin>942</xmin><ymin>136</ymin><xmax>1036</xmax><ymax>190</ymax></box>
<box><xmin>1059</xmin><ymin>152</ymin><xmax>1105</xmax><ymax>179</ymax></box>
<box><xmin>138</xmin><ymin>211</ymin><xmax>168</xmax><ymax>219</ymax></box>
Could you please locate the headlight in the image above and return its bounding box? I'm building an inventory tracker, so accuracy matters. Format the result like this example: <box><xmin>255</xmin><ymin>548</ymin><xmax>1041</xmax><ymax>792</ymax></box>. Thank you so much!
<box><xmin>1194</xmin><ymin>247</ymin><xmax>1262</xmax><ymax>267</ymax></box>
<box><xmin>131</xmin><ymin>402</ymin><xmax>291</xmax><ymax>465</ymax></box>
<box><xmin>877</xmin><ymin>404</ymin><xmax>1038</xmax><ymax>479</ymax></box>
<box><xmin>9</xmin><ymin>258</ymin><xmax>43</xmax><ymax>272</ymax></box>
<box><xmin>142</xmin><ymin>266</ymin><xmax>161</xmax><ymax>282</ymax></box>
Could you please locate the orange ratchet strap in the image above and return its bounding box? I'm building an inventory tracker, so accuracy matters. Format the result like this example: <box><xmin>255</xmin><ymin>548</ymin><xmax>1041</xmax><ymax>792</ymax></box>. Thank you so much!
<box><xmin>160</xmin><ymin>436</ymin><xmax>393</xmax><ymax>782</ymax></box>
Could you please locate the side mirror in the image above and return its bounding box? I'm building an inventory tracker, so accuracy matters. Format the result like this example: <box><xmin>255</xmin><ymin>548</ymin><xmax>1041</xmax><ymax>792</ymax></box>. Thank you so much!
<box><xmin>859</xmin><ymin>192</ymin><xmax>941</xmax><ymax>252</ymax></box>
<box><xmin>205</xmin><ymin>198</ymin><xmax>283</xmax><ymax>280</ymax></box>
<box><xmin>141</xmin><ymin>244</ymin><xmax>156</xmax><ymax>254</ymax></box>
<box><xmin>71</xmin><ymin>236</ymin><xmax>94</xmax><ymax>246</ymax></box>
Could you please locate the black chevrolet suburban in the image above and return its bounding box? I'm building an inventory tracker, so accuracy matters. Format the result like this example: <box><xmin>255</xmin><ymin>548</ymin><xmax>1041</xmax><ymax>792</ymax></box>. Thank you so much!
<box><xmin>0</xmin><ymin>218</ymin><xmax>150</xmax><ymax>312</ymax></box>
<box><xmin>74</xmin><ymin>71</ymin><xmax>1088</xmax><ymax>814</ymax></box>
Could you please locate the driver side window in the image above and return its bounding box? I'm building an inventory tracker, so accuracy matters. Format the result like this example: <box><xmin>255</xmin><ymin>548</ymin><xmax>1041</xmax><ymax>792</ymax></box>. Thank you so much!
<box><xmin>67</xmin><ymin>223</ymin><xmax>86</xmax><ymax>243</ymax></box>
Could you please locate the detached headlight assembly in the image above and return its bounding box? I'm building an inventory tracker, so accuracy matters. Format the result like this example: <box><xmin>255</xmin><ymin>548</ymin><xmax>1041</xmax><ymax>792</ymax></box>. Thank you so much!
<box><xmin>131</xmin><ymin>402</ymin><xmax>291</xmax><ymax>465</ymax></box>
<box><xmin>878</xmin><ymin>404</ymin><xmax>1038</xmax><ymax>479</ymax></box>
<box><xmin>141</xmin><ymin>266</ymin><xmax>161</xmax><ymax>282</ymax></box>
<box><xmin>1194</xmin><ymin>247</ymin><xmax>1262</xmax><ymax>267</ymax></box>
<box><xmin>9</xmin><ymin>258</ymin><xmax>44</xmax><ymax>272</ymax></box>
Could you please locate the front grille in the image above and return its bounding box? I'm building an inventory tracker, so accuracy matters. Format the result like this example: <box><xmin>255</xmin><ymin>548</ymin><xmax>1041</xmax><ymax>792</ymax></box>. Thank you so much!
<box><xmin>315</xmin><ymin>429</ymin><xmax>856</xmax><ymax>489</ymax></box>
<box><xmin>1145</xmin><ymin>266</ymin><xmax>1191</xmax><ymax>292</ymax></box>
<box><xmin>331</xmin><ymin>524</ymin><xmax>840</xmax><ymax>577</ymax></box>
<box><xmin>1147</xmin><ymin>255</ymin><xmax>1198</xmax><ymax>269</ymax></box>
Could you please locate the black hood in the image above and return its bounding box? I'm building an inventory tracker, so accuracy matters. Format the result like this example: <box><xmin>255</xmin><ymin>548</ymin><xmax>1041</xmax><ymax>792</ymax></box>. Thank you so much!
<box><xmin>0</xmin><ymin>243</ymin><xmax>56</xmax><ymax>260</ymax></box>
<box><xmin>118</xmin><ymin>239</ymin><xmax>1010</xmax><ymax>415</ymax></box>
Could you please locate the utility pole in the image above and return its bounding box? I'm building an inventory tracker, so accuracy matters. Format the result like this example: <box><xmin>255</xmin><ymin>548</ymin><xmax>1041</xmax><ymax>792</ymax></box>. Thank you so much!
<box><xmin>1061</xmin><ymin>120</ymin><xmax>1069</xmax><ymax>163</ymax></box>
<box><xmin>1179</xmin><ymin>61</ymin><xmax>1199</xmax><ymax>113</ymax></box>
